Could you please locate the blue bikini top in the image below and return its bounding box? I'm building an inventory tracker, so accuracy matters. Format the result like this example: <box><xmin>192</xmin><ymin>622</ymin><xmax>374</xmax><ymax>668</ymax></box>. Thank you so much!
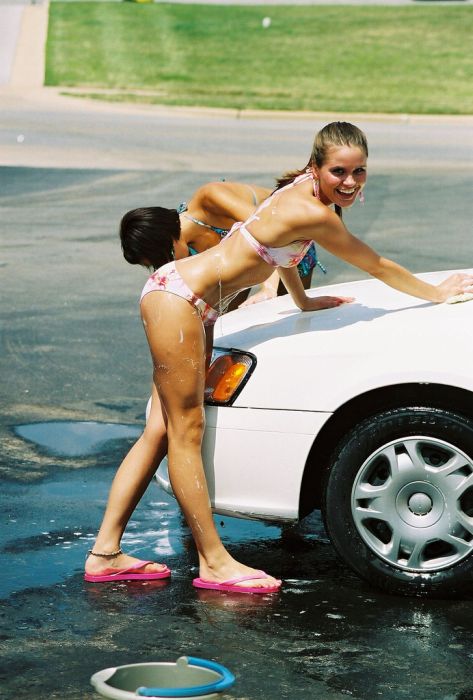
<box><xmin>177</xmin><ymin>202</ymin><xmax>228</xmax><ymax>238</ymax></box>
<box><xmin>176</xmin><ymin>185</ymin><xmax>260</xmax><ymax>252</ymax></box>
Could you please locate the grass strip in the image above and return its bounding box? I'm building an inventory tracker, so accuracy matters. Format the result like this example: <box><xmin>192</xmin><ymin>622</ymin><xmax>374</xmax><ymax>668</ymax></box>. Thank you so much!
<box><xmin>46</xmin><ymin>2</ymin><xmax>473</xmax><ymax>114</ymax></box>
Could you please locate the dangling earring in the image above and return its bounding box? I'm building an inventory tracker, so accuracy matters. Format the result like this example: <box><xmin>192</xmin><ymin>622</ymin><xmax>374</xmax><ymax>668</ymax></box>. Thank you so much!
<box><xmin>313</xmin><ymin>178</ymin><xmax>320</xmax><ymax>200</ymax></box>
<box><xmin>358</xmin><ymin>189</ymin><xmax>365</xmax><ymax>205</ymax></box>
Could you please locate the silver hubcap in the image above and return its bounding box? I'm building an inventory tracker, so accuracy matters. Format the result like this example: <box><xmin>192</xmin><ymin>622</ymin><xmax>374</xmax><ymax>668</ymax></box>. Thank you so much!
<box><xmin>351</xmin><ymin>436</ymin><xmax>473</xmax><ymax>572</ymax></box>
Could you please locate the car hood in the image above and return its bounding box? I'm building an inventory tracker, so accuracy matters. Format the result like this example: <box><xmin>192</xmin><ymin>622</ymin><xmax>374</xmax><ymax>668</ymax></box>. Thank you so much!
<box><xmin>213</xmin><ymin>270</ymin><xmax>473</xmax><ymax>411</ymax></box>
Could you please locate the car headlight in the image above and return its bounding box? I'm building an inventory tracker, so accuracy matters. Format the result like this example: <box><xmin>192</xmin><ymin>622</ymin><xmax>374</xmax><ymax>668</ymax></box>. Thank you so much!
<box><xmin>204</xmin><ymin>347</ymin><xmax>256</xmax><ymax>406</ymax></box>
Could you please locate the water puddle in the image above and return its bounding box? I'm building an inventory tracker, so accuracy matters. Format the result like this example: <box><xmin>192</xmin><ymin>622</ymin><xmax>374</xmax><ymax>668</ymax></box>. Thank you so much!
<box><xmin>14</xmin><ymin>420</ymin><xmax>142</xmax><ymax>458</ymax></box>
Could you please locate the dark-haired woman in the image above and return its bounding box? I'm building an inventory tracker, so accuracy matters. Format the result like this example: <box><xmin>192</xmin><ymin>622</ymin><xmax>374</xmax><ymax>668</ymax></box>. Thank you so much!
<box><xmin>85</xmin><ymin>122</ymin><xmax>473</xmax><ymax>593</ymax></box>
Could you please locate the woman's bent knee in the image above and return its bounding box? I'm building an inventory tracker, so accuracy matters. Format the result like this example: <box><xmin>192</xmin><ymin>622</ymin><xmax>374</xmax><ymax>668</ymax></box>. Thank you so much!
<box><xmin>168</xmin><ymin>407</ymin><xmax>205</xmax><ymax>445</ymax></box>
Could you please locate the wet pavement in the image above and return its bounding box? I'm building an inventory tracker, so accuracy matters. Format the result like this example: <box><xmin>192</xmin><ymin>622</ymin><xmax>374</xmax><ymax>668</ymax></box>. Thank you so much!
<box><xmin>4</xmin><ymin>452</ymin><xmax>473</xmax><ymax>699</ymax></box>
<box><xmin>1</xmin><ymin>116</ymin><xmax>473</xmax><ymax>698</ymax></box>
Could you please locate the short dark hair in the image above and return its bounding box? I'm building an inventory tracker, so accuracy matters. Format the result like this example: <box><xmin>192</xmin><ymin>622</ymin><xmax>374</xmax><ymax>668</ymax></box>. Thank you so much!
<box><xmin>119</xmin><ymin>206</ymin><xmax>181</xmax><ymax>270</ymax></box>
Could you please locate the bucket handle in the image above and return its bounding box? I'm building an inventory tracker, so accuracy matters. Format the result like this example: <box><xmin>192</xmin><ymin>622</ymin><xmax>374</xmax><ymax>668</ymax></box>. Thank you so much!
<box><xmin>137</xmin><ymin>656</ymin><xmax>235</xmax><ymax>697</ymax></box>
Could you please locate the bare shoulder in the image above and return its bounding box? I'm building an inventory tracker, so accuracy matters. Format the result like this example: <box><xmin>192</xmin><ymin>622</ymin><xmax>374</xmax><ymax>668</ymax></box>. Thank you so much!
<box><xmin>277</xmin><ymin>187</ymin><xmax>334</xmax><ymax>230</ymax></box>
<box><xmin>197</xmin><ymin>181</ymin><xmax>228</xmax><ymax>204</ymax></box>
<box><xmin>199</xmin><ymin>181</ymin><xmax>246</xmax><ymax>207</ymax></box>
<box><xmin>198</xmin><ymin>181</ymin><xmax>271</xmax><ymax>206</ymax></box>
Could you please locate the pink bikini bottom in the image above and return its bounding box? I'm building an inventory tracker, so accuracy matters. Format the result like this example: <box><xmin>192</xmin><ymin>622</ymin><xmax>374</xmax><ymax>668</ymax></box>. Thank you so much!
<box><xmin>140</xmin><ymin>261</ymin><xmax>219</xmax><ymax>327</ymax></box>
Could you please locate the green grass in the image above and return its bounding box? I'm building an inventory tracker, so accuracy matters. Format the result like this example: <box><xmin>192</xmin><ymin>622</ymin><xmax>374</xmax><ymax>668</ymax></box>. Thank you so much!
<box><xmin>45</xmin><ymin>3</ymin><xmax>473</xmax><ymax>114</ymax></box>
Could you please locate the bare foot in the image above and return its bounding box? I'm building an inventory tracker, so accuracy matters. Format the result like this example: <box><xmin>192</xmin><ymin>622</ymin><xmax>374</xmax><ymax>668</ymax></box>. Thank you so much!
<box><xmin>85</xmin><ymin>551</ymin><xmax>168</xmax><ymax>576</ymax></box>
<box><xmin>198</xmin><ymin>558</ymin><xmax>281</xmax><ymax>591</ymax></box>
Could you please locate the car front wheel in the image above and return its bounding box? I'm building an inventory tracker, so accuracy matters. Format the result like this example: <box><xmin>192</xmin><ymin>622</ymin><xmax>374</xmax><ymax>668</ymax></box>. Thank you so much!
<box><xmin>322</xmin><ymin>407</ymin><xmax>473</xmax><ymax>597</ymax></box>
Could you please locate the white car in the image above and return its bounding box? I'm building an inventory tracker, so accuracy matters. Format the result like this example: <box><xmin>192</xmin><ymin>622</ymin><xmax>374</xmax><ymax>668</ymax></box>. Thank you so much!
<box><xmin>156</xmin><ymin>270</ymin><xmax>473</xmax><ymax>597</ymax></box>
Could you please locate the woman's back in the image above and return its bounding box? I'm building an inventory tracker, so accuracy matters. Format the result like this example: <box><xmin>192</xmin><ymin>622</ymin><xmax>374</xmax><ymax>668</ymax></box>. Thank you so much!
<box><xmin>181</xmin><ymin>181</ymin><xmax>271</xmax><ymax>253</ymax></box>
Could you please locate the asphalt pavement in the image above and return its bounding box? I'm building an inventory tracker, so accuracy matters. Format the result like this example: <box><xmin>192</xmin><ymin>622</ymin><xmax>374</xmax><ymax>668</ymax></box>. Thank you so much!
<box><xmin>2</xmin><ymin>107</ymin><xmax>473</xmax><ymax>700</ymax></box>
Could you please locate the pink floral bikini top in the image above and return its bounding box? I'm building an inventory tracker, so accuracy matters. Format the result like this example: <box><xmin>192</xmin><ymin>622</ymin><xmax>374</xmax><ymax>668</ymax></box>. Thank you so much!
<box><xmin>234</xmin><ymin>171</ymin><xmax>315</xmax><ymax>268</ymax></box>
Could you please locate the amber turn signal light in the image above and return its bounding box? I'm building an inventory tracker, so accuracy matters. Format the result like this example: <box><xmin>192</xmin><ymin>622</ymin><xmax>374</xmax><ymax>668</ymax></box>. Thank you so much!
<box><xmin>205</xmin><ymin>349</ymin><xmax>256</xmax><ymax>405</ymax></box>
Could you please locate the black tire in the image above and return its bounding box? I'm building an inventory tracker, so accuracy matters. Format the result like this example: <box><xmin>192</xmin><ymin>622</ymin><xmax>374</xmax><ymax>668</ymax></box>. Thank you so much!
<box><xmin>322</xmin><ymin>407</ymin><xmax>473</xmax><ymax>598</ymax></box>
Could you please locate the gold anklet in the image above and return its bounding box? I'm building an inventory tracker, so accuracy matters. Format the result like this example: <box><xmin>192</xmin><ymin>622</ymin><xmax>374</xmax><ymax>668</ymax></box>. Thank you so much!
<box><xmin>88</xmin><ymin>548</ymin><xmax>123</xmax><ymax>558</ymax></box>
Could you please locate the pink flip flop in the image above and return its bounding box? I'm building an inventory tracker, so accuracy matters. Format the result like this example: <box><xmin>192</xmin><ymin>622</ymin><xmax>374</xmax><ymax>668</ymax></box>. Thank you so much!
<box><xmin>84</xmin><ymin>560</ymin><xmax>171</xmax><ymax>583</ymax></box>
<box><xmin>192</xmin><ymin>570</ymin><xmax>281</xmax><ymax>595</ymax></box>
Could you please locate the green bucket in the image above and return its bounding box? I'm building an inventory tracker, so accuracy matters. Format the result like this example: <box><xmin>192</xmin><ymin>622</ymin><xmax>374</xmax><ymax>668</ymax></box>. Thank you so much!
<box><xmin>91</xmin><ymin>656</ymin><xmax>235</xmax><ymax>700</ymax></box>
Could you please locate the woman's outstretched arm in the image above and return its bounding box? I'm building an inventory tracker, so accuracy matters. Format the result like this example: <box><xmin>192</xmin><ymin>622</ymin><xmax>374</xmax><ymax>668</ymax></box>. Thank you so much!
<box><xmin>314</xmin><ymin>209</ymin><xmax>473</xmax><ymax>303</ymax></box>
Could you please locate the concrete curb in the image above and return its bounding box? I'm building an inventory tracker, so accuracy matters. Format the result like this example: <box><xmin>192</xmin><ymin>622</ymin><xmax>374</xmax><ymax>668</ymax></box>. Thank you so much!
<box><xmin>10</xmin><ymin>1</ymin><xmax>49</xmax><ymax>88</ymax></box>
<box><xmin>2</xmin><ymin>84</ymin><xmax>472</xmax><ymax>126</ymax></box>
